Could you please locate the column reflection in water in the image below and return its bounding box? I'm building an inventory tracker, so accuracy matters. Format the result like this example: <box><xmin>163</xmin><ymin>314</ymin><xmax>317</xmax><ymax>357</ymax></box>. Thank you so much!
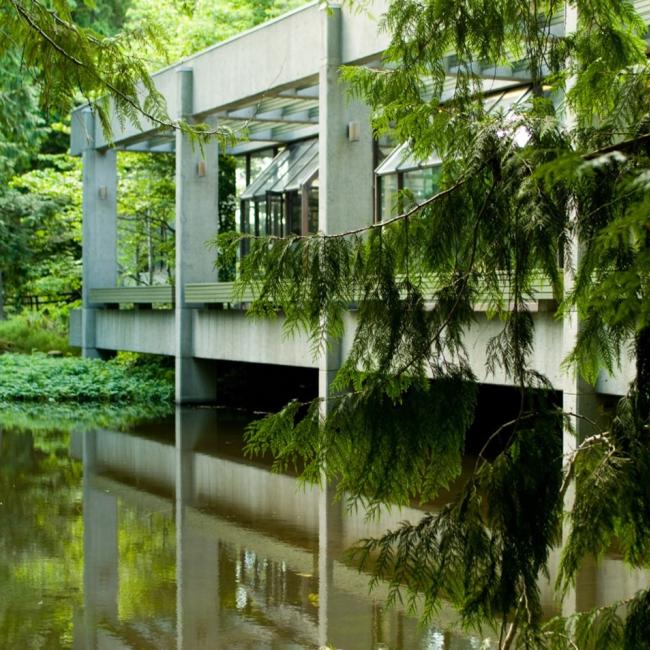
<box><xmin>76</xmin><ymin>408</ymin><xmax>650</xmax><ymax>649</ymax></box>
<box><xmin>81</xmin><ymin>429</ymin><xmax>119</xmax><ymax>649</ymax></box>
<box><xmin>176</xmin><ymin>408</ymin><xmax>220</xmax><ymax>650</ymax></box>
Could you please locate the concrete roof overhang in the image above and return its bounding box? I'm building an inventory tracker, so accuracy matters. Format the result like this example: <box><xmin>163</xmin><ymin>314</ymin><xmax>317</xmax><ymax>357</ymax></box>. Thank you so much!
<box><xmin>70</xmin><ymin>1</ymin><xmax>387</xmax><ymax>157</ymax></box>
<box><xmin>70</xmin><ymin>0</ymin><xmax>554</xmax><ymax>158</ymax></box>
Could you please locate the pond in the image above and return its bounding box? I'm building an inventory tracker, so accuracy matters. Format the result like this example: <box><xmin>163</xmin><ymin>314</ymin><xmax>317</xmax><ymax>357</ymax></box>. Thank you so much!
<box><xmin>0</xmin><ymin>406</ymin><xmax>647</xmax><ymax>649</ymax></box>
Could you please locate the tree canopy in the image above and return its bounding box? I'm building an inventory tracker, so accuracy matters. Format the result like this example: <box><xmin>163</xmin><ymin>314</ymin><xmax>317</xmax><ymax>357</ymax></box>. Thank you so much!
<box><xmin>215</xmin><ymin>0</ymin><xmax>650</xmax><ymax>647</ymax></box>
<box><xmin>0</xmin><ymin>0</ymin><xmax>302</xmax><ymax>309</ymax></box>
<box><xmin>3</xmin><ymin>0</ymin><xmax>650</xmax><ymax>645</ymax></box>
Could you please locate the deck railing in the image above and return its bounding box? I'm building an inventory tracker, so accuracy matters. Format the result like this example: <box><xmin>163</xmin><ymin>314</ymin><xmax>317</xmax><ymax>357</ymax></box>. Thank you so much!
<box><xmin>88</xmin><ymin>273</ymin><xmax>557</xmax><ymax>312</ymax></box>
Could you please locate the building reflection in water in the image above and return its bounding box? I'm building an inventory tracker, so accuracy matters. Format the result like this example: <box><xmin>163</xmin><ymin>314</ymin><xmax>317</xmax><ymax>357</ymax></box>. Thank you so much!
<box><xmin>73</xmin><ymin>408</ymin><xmax>649</xmax><ymax>649</ymax></box>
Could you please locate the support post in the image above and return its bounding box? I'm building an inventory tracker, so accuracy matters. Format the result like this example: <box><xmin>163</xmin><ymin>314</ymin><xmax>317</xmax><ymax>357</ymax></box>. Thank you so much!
<box><xmin>316</xmin><ymin>10</ymin><xmax>374</xmax><ymax>641</ymax></box>
<box><xmin>319</xmin><ymin>4</ymin><xmax>374</xmax><ymax>236</ymax></box>
<box><xmin>174</xmin><ymin>68</ymin><xmax>220</xmax><ymax>403</ymax></box>
<box><xmin>559</xmin><ymin>1</ymin><xmax>599</xmax><ymax>617</ymax></box>
<box><xmin>81</xmin><ymin>108</ymin><xmax>117</xmax><ymax>359</ymax></box>
<box><xmin>318</xmin><ymin>2</ymin><xmax>374</xmax><ymax>409</ymax></box>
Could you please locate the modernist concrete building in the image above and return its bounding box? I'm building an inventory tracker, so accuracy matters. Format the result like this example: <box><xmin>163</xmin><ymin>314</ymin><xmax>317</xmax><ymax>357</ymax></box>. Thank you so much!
<box><xmin>69</xmin><ymin>1</ymin><xmax>650</xmax><ymax>417</ymax></box>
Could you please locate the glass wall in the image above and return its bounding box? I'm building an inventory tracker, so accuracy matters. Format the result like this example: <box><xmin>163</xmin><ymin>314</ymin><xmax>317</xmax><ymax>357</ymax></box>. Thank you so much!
<box><xmin>240</xmin><ymin>140</ymin><xmax>319</xmax><ymax>242</ymax></box>
<box><xmin>374</xmin><ymin>86</ymin><xmax>531</xmax><ymax>221</ymax></box>
<box><xmin>375</xmin><ymin>142</ymin><xmax>441</xmax><ymax>221</ymax></box>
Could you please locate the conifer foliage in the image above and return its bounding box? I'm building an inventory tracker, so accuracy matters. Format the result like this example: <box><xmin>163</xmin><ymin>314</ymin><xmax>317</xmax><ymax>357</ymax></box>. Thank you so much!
<box><xmin>220</xmin><ymin>0</ymin><xmax>650</xmax><ymax>646</ymax></box>
<box><xmin>1</xmin><ymin>0</ymin><xmax>226</xmax><ymax>144</ymax></box>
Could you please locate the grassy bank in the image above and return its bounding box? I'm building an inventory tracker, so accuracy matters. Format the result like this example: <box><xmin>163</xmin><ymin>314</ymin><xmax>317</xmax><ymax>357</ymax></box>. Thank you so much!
<box><xmin>0</xmin><ymin>353</ymin><xmax>174</xmax><ymax>403</ymax></box>
<box><xmin>0</xmin><ymin>312</ymin><xmax>74</xmax><ymax>355</ymax></box>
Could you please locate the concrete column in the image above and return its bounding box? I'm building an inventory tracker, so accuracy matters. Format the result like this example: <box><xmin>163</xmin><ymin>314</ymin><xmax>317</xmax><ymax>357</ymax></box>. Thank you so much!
<box><xmin>318</xmin><ymin>3</ymin><xmax>374</xmax><ymax>407</ymax></box>
<box><xmin>559</xmin><ymin>2</ymin><xmax>599</xmax><ymax>617</ymax></box>
<box><xmin>81</xmin><ymin>108</ymin><xmax>117</xmax><ymax>359</ymax></box>
<box><xmin>175</xmin><ymin>68</ymin><xmax>220</xmax><ymax>403</ymax></box>
<box><xmin>319</xmin><ymin>4</ymin><xmax>374</xmax><ymax>235</ymax></box>
<box><xmin>562</xmin><ymin>251</ymin><xmax>598</xmax><ymax>448</ymax></box>
<box><xmin>559</xmin><ymin>2</ymin><xmax>596</xmax><ymax>447</ymax></box>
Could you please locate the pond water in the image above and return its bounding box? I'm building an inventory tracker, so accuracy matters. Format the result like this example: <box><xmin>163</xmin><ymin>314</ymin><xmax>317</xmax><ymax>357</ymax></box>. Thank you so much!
<box><xmin>0</xmin><ymin>406</ymin><xmax>647</xmax><ymax>649</ymax></box>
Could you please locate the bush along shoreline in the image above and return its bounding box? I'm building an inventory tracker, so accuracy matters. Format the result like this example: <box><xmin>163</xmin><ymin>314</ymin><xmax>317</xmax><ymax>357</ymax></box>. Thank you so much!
<box><xmin>0</xmin><ymin>352</ymin><xmax>174</xmax><ymax>403</ymax></box>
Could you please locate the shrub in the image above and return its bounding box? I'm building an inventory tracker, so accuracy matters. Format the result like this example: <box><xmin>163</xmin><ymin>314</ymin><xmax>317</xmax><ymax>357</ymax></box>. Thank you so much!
<box><xmin>0</xmin><ymin>353</ymin><xmax>173</xmax><ymax>403</ymax></box>
<box><xmin>0</xmin><ymin>311</ymin><xmax>74</xmax><ymax>355</ymax></box>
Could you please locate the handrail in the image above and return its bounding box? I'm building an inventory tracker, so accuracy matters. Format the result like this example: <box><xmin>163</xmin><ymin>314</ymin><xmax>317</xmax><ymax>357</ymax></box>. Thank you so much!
<box><xmin>89</xmin><ymin>286</ymin><xmax>173</xmax><ymax>305</ymax></box>
<box><xmin>90</xmin><ymin>275</ymin><xmax>557</xmax><ymax>312</ymax></box>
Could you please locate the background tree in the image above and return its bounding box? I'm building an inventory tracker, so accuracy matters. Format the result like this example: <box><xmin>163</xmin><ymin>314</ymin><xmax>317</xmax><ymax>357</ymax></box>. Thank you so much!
<box><xmin>0</xmin><ymin>0</ymin><xmax>301</xmax><ymax>307</ymax></box>
<box><xmin>0</xmin><ymin>153</ymin><xmax>81</xmax><ymax>317</ymax></box>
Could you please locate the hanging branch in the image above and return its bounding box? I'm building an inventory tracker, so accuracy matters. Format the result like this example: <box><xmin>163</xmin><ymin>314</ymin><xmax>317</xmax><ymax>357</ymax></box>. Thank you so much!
<box><xmin>6</xmin><ymin>0</ymin><xmax>231</xmax><ymax>144</ymax></box>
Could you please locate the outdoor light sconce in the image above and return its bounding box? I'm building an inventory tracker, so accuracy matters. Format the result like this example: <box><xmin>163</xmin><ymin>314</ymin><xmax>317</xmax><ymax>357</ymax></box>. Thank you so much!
<box><xmin>347</xmin><ymin>121</ymin><xmax>360</xmax><ymax>142</ymax></box>
<box><xmin>98</xmin><ymin>186</ymin><xmax>108</xmax><ymax>200</ymax></box>
<box><xmin>197</xmin><ymin>160</ymin><xmax>207</xmax><ymax>177</ymax></box>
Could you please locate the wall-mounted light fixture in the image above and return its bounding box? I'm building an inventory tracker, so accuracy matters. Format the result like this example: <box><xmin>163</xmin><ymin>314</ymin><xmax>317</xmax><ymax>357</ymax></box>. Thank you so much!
<box><xmin>98</xmin><ymin>186</ymin><xmax>108</xmax><ymax>200</ymax></box>
<box><xmin>347</xmin><ymin>121</ymin><xmax>360</xmax><ymax>142</ymax></box>
<box><xmin>197</xmin><ymin>160</ymin><xmax>207</xmax><ymax>177</ymax></box>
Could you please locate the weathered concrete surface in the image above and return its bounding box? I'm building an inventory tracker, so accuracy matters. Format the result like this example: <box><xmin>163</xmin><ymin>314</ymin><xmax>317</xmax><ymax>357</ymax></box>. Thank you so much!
<box><xmin>174</xmin><ymin>67</ymin><xmax>220</xmax><ymax>403</ymax></box>
<box><xmin>95</xmin><ymin>310</ymin><xmax>176</xmax><ymax>356</ymax></box>
<box><xmin>192</xmin><ymin>309</ymin><xmax>316</xmax><ymax>368</ymax></box>
<box><xmin>83</xmin><ymin>306</ymin><xmax>634</xmax><ymax>395</ymax></box>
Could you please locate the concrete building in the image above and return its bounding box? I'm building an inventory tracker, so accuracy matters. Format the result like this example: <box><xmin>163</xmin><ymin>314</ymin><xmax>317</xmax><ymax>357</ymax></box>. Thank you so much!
<box><xmin>69</xmin><ymin>1</ymin><xmax>648</xmax><ymax>412</ymax></box>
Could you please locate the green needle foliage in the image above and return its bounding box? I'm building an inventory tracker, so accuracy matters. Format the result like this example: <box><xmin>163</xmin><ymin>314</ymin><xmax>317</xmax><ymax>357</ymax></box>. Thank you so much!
<box><xmin>1</xmin><ymin>0</ymin><xmax>228</xmax><ymax>146</ymax></box>
<box><xmin>217</xmin><ymin>0</ymin><xmax>650</xmax><ymax>646</ymax></box>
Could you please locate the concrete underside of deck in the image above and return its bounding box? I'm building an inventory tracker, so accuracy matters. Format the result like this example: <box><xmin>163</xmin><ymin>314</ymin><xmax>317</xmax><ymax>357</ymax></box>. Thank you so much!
<box><xmin>69</xmin><ymin>307</ymin><xmax>633</xmax><ymax>396</ymax></box>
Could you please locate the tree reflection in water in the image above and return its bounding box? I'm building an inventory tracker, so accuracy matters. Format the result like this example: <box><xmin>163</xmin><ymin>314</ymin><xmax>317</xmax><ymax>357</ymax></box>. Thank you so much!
<box><xmin>1</xmin><ymin>406</ymin><xmax>648</xmax><ymax>649</ymax></box>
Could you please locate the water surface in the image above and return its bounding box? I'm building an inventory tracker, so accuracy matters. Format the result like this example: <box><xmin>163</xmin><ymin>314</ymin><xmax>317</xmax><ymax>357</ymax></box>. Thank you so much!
<box><xmin>0</xmin><ymin>407</ymin><xmax>647</xmax><ymax>649</ymax></box>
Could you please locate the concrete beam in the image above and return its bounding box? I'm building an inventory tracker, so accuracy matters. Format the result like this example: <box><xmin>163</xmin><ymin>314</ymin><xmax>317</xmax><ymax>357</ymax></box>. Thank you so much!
<box><xmin>69</xmin><ymin>2</ymin><xmax>395</xmax><ymax>152</ymax></box>
<box><xmin>192</xmin><ymin>310</ymin><xmax>315</xmax><ymax>367</ymax></box>
<box><xmin>226</xmin><ymin>140</ymin><xmax>278</xmax><ymax>155</ymax></box>
<box><xmin>244</xmin><ymin>122</ymin><xmax>320</xmax><ymax>142</ymax></box>
<box><xmin>95</xmin><ymin>310</ymin><xmax>176</xmax><ymax>356</ymax></box>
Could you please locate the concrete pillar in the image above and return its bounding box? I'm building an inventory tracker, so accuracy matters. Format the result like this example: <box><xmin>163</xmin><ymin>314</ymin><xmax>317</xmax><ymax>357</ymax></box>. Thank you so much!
<box><xmin>175</xmin><ymin>68</ymin><xmax>220</xmax><ymax>403</ymax></box>
<box><xmin>81</xmin><ymin>109</ymin><xmax>117</xmax><ymax>359</ymax></box>
<box><xmin>559</xmin><ymin>2</ymin><xmax>597</xmax><ymax>456</ymax></box>
<box><xmin>559</xmin><ymin>2</ymin><xmax>599</xmax><ymax>617</ymax></box>
<box><xmin>318</xmin><ymin>3</ymin><xmax>375</xmax><ymax>407</ymax></box>
<box><xmin>562</xmin><ymin>261</ymin><xmax>599</xmax><ymax>448</ymax></box>
<box><xmin>319</xmin><ymin>4</ymin><xmax>374</xmax><ymax>235</ymax></box>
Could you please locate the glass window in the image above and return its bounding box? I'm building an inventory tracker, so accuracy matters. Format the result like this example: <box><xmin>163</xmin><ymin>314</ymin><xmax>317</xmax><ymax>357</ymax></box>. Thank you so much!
<box><xmin>402</xmin><ymin>168</ymin><xmax>440</xmax><ymax>207</ymax></box>
<box><xmin>267</xmin><ymin>193</ymin><xmax>284</xmax><ymax>237</ymax></box>
<box><xmin>378</xmin><ymin>174</ymin><xmax>399</xmax><ymax>221</ymax></box>
<box><xmin>307</xmin><ymin>181</ymin><xmax>319</xmax><ymax>233</ymax></box>
<box><xmin>238</xmin><ymin>142</ymin><xmax>319</xmax><ymax>244</ymax></box>
<box><xmin>286</xmin><ymin>191</ymin><xmax>302</xmax><ymax>236</ymax></box>
<box><xmin>256</xmin><ymin>199</ymin><xmax>267</xmax><ymax>236</ymax></box>
<box><xmin>249</xmin><ymin>149</ymin><xmax>275</xmax><ymax>181</ymax></box>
